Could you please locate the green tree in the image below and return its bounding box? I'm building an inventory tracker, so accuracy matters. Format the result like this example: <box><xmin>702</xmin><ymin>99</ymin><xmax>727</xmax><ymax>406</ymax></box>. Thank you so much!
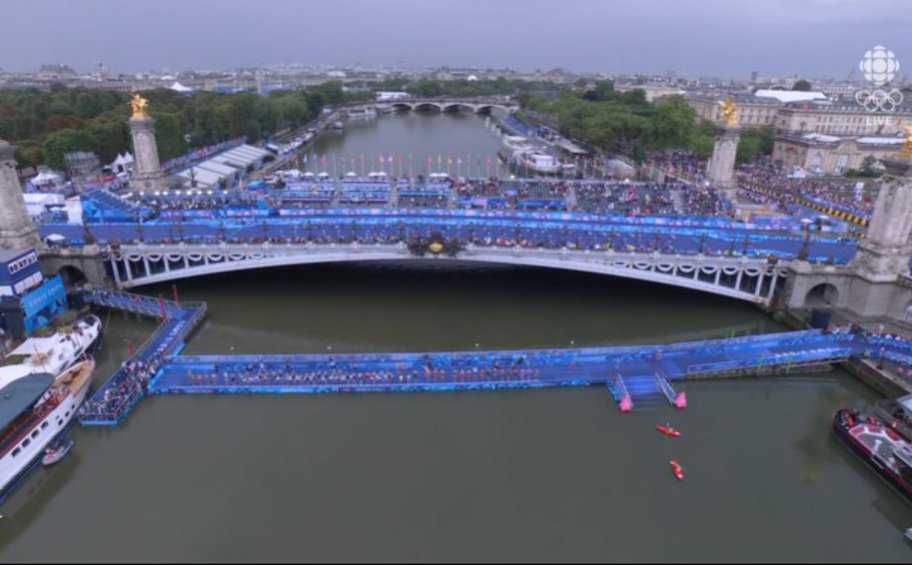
<box><xmin>86</xmin><ymin>120</ymin><xmax>129</xmax><ymax>164</ymax></box>
<box><xmin>688</xmin><ymin>119</ymin><xmax>717</xmax><ymax>158</ymax></box>
<box><xmin>43</xmin><ymin>128</ymin><xmax>95</xmax><ymax>170</ymax></box>
<box><xmin>647</xmin><ymin>95</ymin><xmax>696</xmax><ymax>149</ymax></box>
<box><xmin>154</xmin><ymin>112</ymin><xmax>187</xmax><ymax>160</ymax></box>
<box><xmin>736</xmin><ymin>125</ymin><xmax>775</xmax><ymax>163</ymax></box>
<box><xmin>792</xmin><ymin>79</ymin><xmax>812</xmax><ymax>92</ymax></box>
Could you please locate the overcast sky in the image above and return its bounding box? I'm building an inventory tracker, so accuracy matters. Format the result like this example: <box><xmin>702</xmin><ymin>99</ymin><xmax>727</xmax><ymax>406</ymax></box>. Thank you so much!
<box><xmin>1</xmin><ymin>0</ymin><xmax>910</xmax><ymax>78</ymax></box>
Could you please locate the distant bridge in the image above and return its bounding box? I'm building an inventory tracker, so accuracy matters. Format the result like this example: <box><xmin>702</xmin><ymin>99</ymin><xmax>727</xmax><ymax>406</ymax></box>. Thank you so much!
<box><xmin>340</xmin><ymin>97</ymin><xmax>518</xmax><ymax>115</ymax></box>
<box><xmin>103</xmin><ymin>242</ymin><xmax>786</xmax><ymax>305</ymax></box>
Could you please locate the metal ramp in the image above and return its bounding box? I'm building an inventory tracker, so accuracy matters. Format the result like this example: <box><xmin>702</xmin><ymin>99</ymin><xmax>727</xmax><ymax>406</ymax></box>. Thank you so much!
<box><xmin>608</xmin><ymin>374</ymin><xmax>633</xmax><ymax>412</ymax></box>
<box><xmin>654</xmin><ymin>372</ymin><xmax>687</xmax><ymax>409</ymax></box>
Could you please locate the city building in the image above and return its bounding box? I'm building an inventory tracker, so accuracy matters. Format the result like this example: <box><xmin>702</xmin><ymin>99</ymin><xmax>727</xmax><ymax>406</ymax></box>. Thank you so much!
<box><xmin>772</xmin><ymin>132</ymin><xmax>906</xmax><ymax>176</ymax></box>
<box><xmin>614</xmin><ymin>83</ymin><xmax>685</xmax><ymax>102</ymax></box>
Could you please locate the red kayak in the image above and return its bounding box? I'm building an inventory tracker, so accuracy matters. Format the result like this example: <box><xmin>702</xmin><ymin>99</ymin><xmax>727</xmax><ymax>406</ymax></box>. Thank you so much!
<box><xmin>670</xmin><ymin>459</ymin><xmax>685</xmax><ymax>481</ymax></box>
<box><xmin>656</xmin><ymin>424</ymin><xmax>681</xmax><ymax>437</ymax></box>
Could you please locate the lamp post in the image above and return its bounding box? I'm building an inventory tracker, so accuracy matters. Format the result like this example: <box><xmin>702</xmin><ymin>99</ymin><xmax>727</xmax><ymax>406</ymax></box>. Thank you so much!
<box><xmin>797</xmin><ymin>225</ymin><xmax>811</xmax><ymax>261</ymax></box>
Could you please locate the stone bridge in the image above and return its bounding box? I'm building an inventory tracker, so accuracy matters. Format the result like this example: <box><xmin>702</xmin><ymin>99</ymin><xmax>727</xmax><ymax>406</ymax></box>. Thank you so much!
<box><xmin>102</xmin><ymin>242</ymin><xmax>786</xmax><ymax>306</ymax></box>
<box><xmin>341</xmin><ymin>97</ymin><xmax>518</xmax><ymax>115</ymax></box>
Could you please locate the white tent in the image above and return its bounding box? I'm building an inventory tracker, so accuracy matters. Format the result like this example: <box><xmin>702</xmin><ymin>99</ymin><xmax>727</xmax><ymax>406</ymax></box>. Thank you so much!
<box><xmin>32</xmin><ymin>169</ymin><xmax>63</xmax><ymax>186</ymax></box>
<box><xmin>111</xmin><ymin>152</ymin><xmax>135</xmax><ymax>173</ymax></box>
<box><xmin>754</xmin><ymin>89</ymin><xmax>827</xmax><ymax>104</ymax></box>
<box><xmin>169</xmin><ymin>81</ymin><xmax>193</xmax><ymax>93</ymax></box>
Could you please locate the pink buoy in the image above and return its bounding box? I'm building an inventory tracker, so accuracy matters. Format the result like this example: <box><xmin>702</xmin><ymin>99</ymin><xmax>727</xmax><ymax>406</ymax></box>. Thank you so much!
<box><xmin>619</xmin><ymin>394</ymin><xmax>633</xmax><ymax>413</ymax></box>
<box><xmin>674</xmin><ymin>391</ymin><xmax>687</xmax><ymax>409</ymax></box>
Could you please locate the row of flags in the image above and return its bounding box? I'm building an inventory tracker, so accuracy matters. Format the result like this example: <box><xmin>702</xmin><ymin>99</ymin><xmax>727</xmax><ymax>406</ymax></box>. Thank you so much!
<box><xmin>301</xmin><ymin>153</ymin><xmax>498</xmax><ymax>165</ymax></box>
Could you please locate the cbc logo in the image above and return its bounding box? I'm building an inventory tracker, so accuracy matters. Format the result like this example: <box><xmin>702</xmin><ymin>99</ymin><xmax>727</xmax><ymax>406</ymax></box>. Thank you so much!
<box><xmin>860</xmin><ymin>45</ymin><xmax>900</xmax><ymax>86</ymax></box>
<box><xmin>856</xmin><ymin>45</ymin><xmax>903</xmax><ymax>112</ymax></box>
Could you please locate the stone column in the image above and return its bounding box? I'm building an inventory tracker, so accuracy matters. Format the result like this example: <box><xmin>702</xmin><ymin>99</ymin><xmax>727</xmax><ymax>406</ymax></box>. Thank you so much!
<box><xmin>128</xmin><ymin>116</ymin><xmax>169</xmax><ymax>190</ymax></box>
<box><xmin>0</xmin><ymin>139</ymin><xmax>40</xmax><ymax>250</ymax></box>
<box><xmin>850</xmin><ymin>157</ymin><xmax>912</xmax><ymax>280</ymax></box>
<box><xmin>707</xmin><ymin>124</ymin><xmax>741</xmax><ymax>201</ymax></box>
<box><xmin>846</xmin><ymin>156</ymin><xmax>912</xmax><ymax>318</ymax></box>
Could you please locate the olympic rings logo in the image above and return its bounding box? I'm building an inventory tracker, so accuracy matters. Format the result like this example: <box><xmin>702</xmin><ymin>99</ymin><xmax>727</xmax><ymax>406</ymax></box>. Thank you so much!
<box><xmin>854</xmin><ymin>89</ymin><xmax>905</xmax><ymax>112</ymax></box>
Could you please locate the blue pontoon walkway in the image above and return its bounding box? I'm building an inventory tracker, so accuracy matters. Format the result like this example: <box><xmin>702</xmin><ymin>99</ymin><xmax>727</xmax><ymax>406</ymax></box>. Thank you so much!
<box><xmin>76</xmin><ymin>289</ymin><xmax>894</xmax><ymax>428</ymax></box>
<box><xmin>150</xmin><ymin>330</ymin><xmax>862</xmax><ymax>400</ymax></box>
<box><xmin>78</xmin><ymin>290</ymin><xmax>206</xmax><ymax>426</ymax></box>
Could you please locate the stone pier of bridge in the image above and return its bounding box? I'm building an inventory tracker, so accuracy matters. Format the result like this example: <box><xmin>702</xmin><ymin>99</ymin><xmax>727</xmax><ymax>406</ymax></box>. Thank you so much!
<box><xmin>778</xmin><ymin>153</ymin><xmax>912</xmax><ymax>324</ymax></box>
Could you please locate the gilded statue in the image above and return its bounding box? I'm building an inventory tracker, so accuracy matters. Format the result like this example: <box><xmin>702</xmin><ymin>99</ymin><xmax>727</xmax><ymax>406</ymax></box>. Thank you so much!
<box><xmin>130</xmin><ymin>93</ymin><xmax>150</xmax><ymax>118</ymax></box>
<box><xmin>717</xmin><ymin>96</ymin><xmax>738</xmax><ymax>126</ymax></box>
<box><xmin>900</xmin><ymin>125</ymin><xmax>912</xmax><ymax>158</ymax></box>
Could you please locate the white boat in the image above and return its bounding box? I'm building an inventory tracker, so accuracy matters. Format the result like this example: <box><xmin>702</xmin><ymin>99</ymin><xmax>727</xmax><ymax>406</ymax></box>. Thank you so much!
<box><xmin>498</xmin><ymin>135</ymin><xmax>530</xmax><ymax>161</ymax></box>
<box><xmin>7</xmin><ymin>315</ymin><xmax>102</xmax><ymax>377</ymax></box>
<box><xmin>906</xmin><ymin>527</ymin><xmax>912</xmax><ymax>542</ymax></box>
<box><xmin>41</xmin><ymin>437</ymin><xmax>74</xmax><ymax>466</ymax></box>
<box><xmin>0</xmin><ymin>359</ymin><xmax>95</xmax><ymax>497</ymax></box>
<box><xmin>346</xmin><ymin>107</ymin><xmax>377</xmax><ymax>119</ymax></box>
<box><xmin>514</xmin><ymin>147</ymin><xmax>562</xmax><ymax>175</ymax></box>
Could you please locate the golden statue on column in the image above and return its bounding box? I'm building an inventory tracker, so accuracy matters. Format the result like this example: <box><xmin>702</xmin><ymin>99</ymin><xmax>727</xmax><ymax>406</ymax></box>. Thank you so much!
<box><xmin>717</xmin><ymin>96</ymin><xmax>738</xmax><ymax>126</ymax></box>
<box><xmin>130</xmin><ymin>93</ymin><xmax>150</xmax><ymax>118</ymax></box>
<box><xmin>899</xmin><ymin>125</ymin><xmax>912</xmax><ymax>158</ymax></box>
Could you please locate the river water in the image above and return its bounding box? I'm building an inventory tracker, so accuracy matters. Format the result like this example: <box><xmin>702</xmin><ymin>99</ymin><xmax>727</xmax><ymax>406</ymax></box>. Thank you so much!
<box><xmin>2</xmin><ymin>113</ymin><xmax>911</xmax><ymax>562</ymax></box>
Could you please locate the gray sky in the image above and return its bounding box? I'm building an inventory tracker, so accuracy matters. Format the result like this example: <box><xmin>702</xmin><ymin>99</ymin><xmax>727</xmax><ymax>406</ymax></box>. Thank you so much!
<box><xmin>1</xmin><ymin>0</ymin><xmax>910</xmax><ymax>78</ymax></box>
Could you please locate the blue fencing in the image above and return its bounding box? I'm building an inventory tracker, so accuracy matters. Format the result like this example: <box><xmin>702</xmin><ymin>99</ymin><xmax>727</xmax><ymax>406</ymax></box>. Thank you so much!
<box><xmin>41</xmin><ymin>205</ymin><xmax>857</xmax><ymax>263</ymax></box>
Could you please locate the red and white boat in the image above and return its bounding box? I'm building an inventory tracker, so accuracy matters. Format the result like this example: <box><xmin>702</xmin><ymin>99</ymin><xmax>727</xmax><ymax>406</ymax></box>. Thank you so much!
<box><xmin>0</xmin><ymin>359</ymin><xmax>95</xmax><ymax>499</ymax></box>
<box><xmin>670</xmin><ymin>459</ymin><xmax>685</xmax><ymax>481</ymax></box>
<box><xmin>832</xmin><ymin>408</ymin><xmax>912</xmax><ymax>503</ymax></box>
<box><xmin>656</xmin><ymin>424</ymin><xmax>681</xmax><ymax>437</ymax></box>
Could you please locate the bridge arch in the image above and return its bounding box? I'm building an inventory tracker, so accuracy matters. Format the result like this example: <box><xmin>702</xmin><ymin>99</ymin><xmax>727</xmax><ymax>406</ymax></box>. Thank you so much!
<box><xmin>105</xmin><ymin>244</ymin><xmax>784</xmax><ymax>306</ymax></box>
<box><xmin>391</xmin><ymin>103</ymin><xmax>412</xmax><ymax>112</ymax></box>
<box><xmin>805</xmin><ymin>283</ymin><xmax>840</xmax><ymax>308</ymax></box>
<box><xmin>413</xmin><ymin>102</ymin><xmax>443</xmax><ymax>112</ymax></box>
<box><xmin>442</xmin><ymin>103</ymin><xmax>476</xmax><ymax>113</ymax></box>
<box><xmin>57</xmin><ymin>265</ymin><xmax>87</xmax><ymax>286</ymax></box>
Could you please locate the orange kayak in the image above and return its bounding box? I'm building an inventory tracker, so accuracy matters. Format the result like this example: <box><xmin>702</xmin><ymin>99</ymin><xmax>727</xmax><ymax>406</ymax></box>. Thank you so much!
<box><xmin>670</xmin><ymin>459</ymin><xmax>685</xmax><ymax>481</ymax></box>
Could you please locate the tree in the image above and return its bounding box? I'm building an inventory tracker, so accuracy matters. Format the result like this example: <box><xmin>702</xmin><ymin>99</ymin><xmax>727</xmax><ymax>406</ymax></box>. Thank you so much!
<box><xmin>43</xmin><ymin>128</ymin><xmax>95</xmax><ymax>170</ymax></box>
<box><xmin>736</xmin><ymin>126</ymin><xmax>775</xmax><ymax>163</ymax></box>
<box><xmin>154</xmin><ymin>112</ymin><xmax>187</xmax><ymax>161</ymax></box>
<box><xmin>688</xmin><ymin>119</ymin><xmax>717</xmax><ymax>158</ymax></box>
<box><xmin>792</xmin><ymin>79</ymin><xmax>812</xmax><ymax>92</ymax></box>
<box><xmin>647</xmin><ymin>95</ymin><xmax>696</xmax><ymax>149</ymax></box>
